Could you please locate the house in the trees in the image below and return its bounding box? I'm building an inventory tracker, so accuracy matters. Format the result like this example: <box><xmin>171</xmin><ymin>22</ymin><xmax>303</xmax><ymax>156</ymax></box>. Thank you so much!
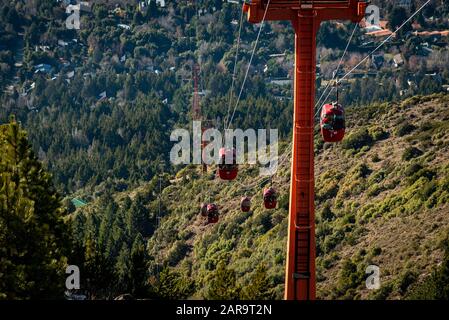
<box><xmin>118</xmin><ymin>24</ymin><xmax>131</xmax><ymax>30</ymax></box>
<box><xmin>112</xmin><ymin>6</ymin><xmax>126</xmax><ymax>18</ymax></box>
<box><xmin>79</xmin><ymin>1</ymin><xmax>91</xmax><ymax>13</ymax></box>
<box><xmin>34</xmin><ymin>64</ymin><xmax>52</xmax><ymax>74</ymax></box>
<box><xmin>393</xmin><ymin>54</ymin><xmax>405</xmax><ymax>68</ymax></box>
<box><xmin>398</xmin><ymin>0</ymin><xmax>412</xmax><ymax>9</ymax></box>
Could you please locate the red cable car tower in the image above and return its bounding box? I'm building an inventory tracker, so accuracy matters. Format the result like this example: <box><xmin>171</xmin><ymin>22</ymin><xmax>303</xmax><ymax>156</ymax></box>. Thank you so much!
<box><xmin>243</xmin><ymin>0</ymin><xmax>367</xmax><ymax>300</ymax></box>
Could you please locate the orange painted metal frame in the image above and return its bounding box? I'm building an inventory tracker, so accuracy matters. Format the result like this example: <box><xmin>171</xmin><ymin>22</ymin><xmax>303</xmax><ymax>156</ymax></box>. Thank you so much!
<box><xmin>243</xmin><ymin>0</ymin><xmax>367</xmax><ymax>300</ymax></box>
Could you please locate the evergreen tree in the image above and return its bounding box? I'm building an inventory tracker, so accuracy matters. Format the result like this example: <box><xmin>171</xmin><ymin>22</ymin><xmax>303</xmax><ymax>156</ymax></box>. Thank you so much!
<box><xmin>388</xmin><ymin>7</ymin><xmax>411</xmax><ymax>35</ymax></box>
<box><xmin>148</xmin><ymin>0</ymin><xmax>159</xmax><ymax>18</ymax></box>
<box><xmin>205</xmin><ymin>262</ymin><xmax>241</xmax><ymax>300</ymax></box>
<box><xmin>115</xmin><ymin>243</ymin><xmax>131</xmax><ymax>294</ymax></box>
<box><xmin>83</xmin><ymin>238</ymin><xmax>116</xmax><ymax>299</ymax></box>
<box><xmin>129</xmin><ymin>234</ymin><xmax>149</xmax><ymax>297</ymax></box>
<box><xmin>413</xmin><ymin>1</ymin><xmax>426</xmax><ymax>28</ymax></box>
<box><xmin>241</xmin><ymin>265</ymin><xmax>274</xmax><ymax>300</ymax></box>
<box><xmin>155</xmin><ymin>267</ymin><xmax>195</xmax><ymax>299</ymax></box>
<box><xmin>124</xmin><ymin>74</ymin><xmax>136</xmax><ymax>100</ymax></box>
<box><xmin>108</xmin><ymin>209</ymin><xmax>127</xmax><ymax>258</ymax></box>
<box><xmin>98</xmin><ymin>202</ymin><xmax>115</xmax><ymax>251</ymax></box>
<box><xmin>126</xmin><ymin>194</ymin><xmax>150</xmax><ymax>237</ymax></box>
<box><xmin>0</xmin><ymin>119</ymin><xmax>70</xmax><ymax>299</ymax></box>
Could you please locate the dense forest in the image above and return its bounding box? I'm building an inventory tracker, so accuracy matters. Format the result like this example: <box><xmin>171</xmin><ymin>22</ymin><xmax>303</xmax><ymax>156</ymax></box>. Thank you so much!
<box><xmin>1</xmin><ymin>0</ymin><xmax>449</xmax><ymax>300</ymax></box>
<box><xmin>0</xmin><ymin>119</ymin><xmax>274</xmax><ymax>299</ymax></box>
<box><xmin>1</xmin><ymin>0</ymin><xmax>448</xmax><ymax>193</ymax></box>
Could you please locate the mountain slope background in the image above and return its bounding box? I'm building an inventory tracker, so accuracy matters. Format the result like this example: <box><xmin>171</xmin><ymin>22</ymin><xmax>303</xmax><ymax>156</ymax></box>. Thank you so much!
<box><xmin>1</xmin><ymin>0</ymin><xmax>448</xmax><ymax>194</ymax></box>
<box><xmin>72</xmin><ymin>93</ymin><xmax>449</xmax><ymax>299</ymax></box>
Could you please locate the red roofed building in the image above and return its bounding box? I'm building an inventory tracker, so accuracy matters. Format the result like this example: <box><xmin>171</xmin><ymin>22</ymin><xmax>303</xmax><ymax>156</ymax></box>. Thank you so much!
<box><xmin>366</xmin><ymin>29</ymin><xmax>394</xmax><ymax>40</ymax></box>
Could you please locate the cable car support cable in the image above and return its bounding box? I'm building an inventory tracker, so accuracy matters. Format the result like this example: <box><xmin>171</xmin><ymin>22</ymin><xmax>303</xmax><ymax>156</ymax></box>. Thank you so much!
<box><xmin>313</xmin><ymin>0</ymin><xmax>431</xmax><ymax>119</ymax></box>
<box><xmin>225</xmin><ymin>0</ymin><xmax>272</xmax><ymax>130</ymax></box>
<box><xmin>314</xmin><ymin>22</ymin><xmax>358</xmax><ymax>111</ymax></box>
<box><xmin>337</xmin><ymin>0</ymin><xmax>431</xmax><ymax>85</ymax></box>
<box><xmin>224</xmin><ymin>8</ymin><xmax>245</xmax><ymax>129</ymax></box>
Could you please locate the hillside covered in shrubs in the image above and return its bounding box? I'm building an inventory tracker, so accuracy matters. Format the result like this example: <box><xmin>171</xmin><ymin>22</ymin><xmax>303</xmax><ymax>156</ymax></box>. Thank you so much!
<box><xmin>70</xmin><ymin>93</ymin><xmax>449</xmax><ymax>299</ymax></box>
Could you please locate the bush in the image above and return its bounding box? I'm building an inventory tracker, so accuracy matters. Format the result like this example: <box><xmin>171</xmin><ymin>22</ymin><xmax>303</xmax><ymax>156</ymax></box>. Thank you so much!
<box><xmin>336</xmin><ymin>259</ymin><xmax>364</xmax><ymax>296</ymax></box>
<box><xmin>371</xmin><ymin>283</ymin><xmax>393</xmax><ymax>300</ymax></box>
<box><xmin>320</xmin><ymin>204</ymin><xmax>335</xmax><ymax>221</ymax></box>
<box><xmin>323</xmin><ymin>229</ymin><xmax>345</xmax><ymax>252</ymax></box>
<box><xmin>396</xmin><ymin>122</ymin><xmax>416</xmax><ymax>137</ymax></box>
<box><xmin>404</xmin><ymin>163</ymin><xmax>423</xmax><ymax>177</ymax></box>
<box><xmin>277</xmin><ymin>193</ymin><xmax>289</xmax><ymax>211</ymax></box>
<box><xmin>205</xmin><ymin>262</ymin><xmax>241</xmax><ymax>300</ymax></box>
<box><xmin>371</xmin><ymin>247</ymin><xmax>382</xmax><ymax>256</ymax></box>
<box><xmin>241</xmin><ymin>265</ymin><xmax>274</xmax><ymax>300</ymax></box>
<box><xmin>402</xmin><ymin>147</ymin><xmax>423</xmax><ymax>161</ymax></box>
<box><xmin>367</xmin><ymin>184</ymin><xmax>383</xmax><ymax>197</ymax></box>
<box><xmin>167</xmin><ymin>240</ymin><xmax>189</xmax><ymax>266</ymax></box>
<box><xmin>342</xmin><ymin>128</ymin><xmax>373</xmax><ymax>151</ymax></box>
<box><xmin>371</xmin><ymin>153</ymin><xmax>381</xmax><ymax>162</ymax></box>
<box><xmin>420</xmin><ymin>121</ymin><xmax>435</xmax><ymax>132</ymax></box>
<box><xmin>421</xmin><ymin>107</ymin><xmax>435</xmax><ymax>115</ymax></box>
<box><xmin>397</xmin><ymin>270</ymin><xmax>418</xmax><ymax>295</ymax></box>
<box><xmin>369</xmin><ymin>126</ymin><xmax>390</xmax><ymax>141</ymax></box>
<box><xmin>356</xmin><ymin>163</ymin><xmax>372</xmax><ymax>178</ymax></box>
<box><xmin>155</xmin><ymin>267</ymin><xmax>195</xmax><ymax>299</ymax></box>
<box><xmin>407</xmin><ymin>236</ymin><xmax>449</xmax><ymax>300</ymax></box>
<box><xmin>254</xmin><ymin>211</ymin><xmax>273</xmax><ymax>234</ymax></box>
<box><xmin>418</xmin><ymin>179</ymin><xmax>437</xmax><ymax>202</ymax></box>
<box><xmin>407</xmin><ymin>167</ymin><xmax>436</xmax><ymax>185</ymax></box>
<box><xmin>342</xmin><ymin>213</ymin><xmax>356</xmax><ymax>224</ymax></box>
<box><xmin>369</xmin><ymin>170</ymin><xmax>386</xmax><ymax>184</ymax></box>
<box><xmin>316</xmin><ymin>170</ymin><xmax>343</xmax><ymax>201</ymax></box>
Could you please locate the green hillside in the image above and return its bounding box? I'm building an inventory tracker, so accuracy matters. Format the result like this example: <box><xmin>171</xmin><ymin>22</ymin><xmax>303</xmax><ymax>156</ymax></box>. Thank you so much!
<box><xmin>71</xmin><ymin>93</ymin><xmax>449</xmax><ymax>299</ymax></box>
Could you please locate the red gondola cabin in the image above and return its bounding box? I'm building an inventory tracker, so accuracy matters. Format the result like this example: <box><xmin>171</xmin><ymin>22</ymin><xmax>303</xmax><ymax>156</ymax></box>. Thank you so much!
<box><xmin>207</xmin><ymin>203</ymin><xmax>219</xmax><ymax>223</ymax></box>
<box><xmin>263</xmin><ymin>187</ymin><xmax>277</xmax><ymax>209</ymax></box>
<box><xmin>218</xmin><ymin>147</ymin><xmax>238</xmax><ymax>180</ymax></box>
<box><xmin>320</xmin><ymin>102</ymin><xmax>345</xmax><ymax>142</ymax></box>
<box><xmin>240</xmin><ymin>196</ymin><xmax>251</xmax><ymax>212</ymax></box>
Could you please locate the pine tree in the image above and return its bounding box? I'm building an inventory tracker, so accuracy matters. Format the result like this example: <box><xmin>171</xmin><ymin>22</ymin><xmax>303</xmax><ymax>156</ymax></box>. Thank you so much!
<box><xmin>205</xmin><ymin>262</ymin><xmax>241</xmax><ymax>300</ymax></box>
<box><xmin>115</xmin><ymin>243</ymin><xmax>131</xmax><ymax>294</ymax></box>
<box><xmin>108</xmin><ymin>209</ymin><xmax>126</xmax><ymax>258</ymax></box>
<box><xmin>0</xmin><ymin>119</ymin><xmax>70</xmax><ymax>299</ymax></box>
<box><xmin>155</xmin><ymin>267</ymin><xmax>195</xmax><ymax>299</ymax></box>
<box><xmin>126</xmin><ymin>194</ymin><xmax>150</xmax><ymax>237</ymax></box>
<box><xmin>241</xmin><ymin>265</ymin><xmax>274</xmax><ymax>300</ymax></box>
<box><xmin>124</xmin><ymin>74</ymin><xmax>136</xmax><ymax>100</ymax></box>
<box><xmin>84</xmin><ymin>237</ymin><xmax>116</xmax><ymax>299</ymax></box>
<box><xmin>98</xmin><ymin>202</ymin><xmax>115</xmax><ymax>251</ymax></box>
<box><xmin>388</xmin><ymin>7</ymin><xmax>410</xmax><ymax>36</ymax></box>
<box><xmin>129</xmin><ymin>234</ymin><xmax>149</xmax><ymax>297</ymax></box>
